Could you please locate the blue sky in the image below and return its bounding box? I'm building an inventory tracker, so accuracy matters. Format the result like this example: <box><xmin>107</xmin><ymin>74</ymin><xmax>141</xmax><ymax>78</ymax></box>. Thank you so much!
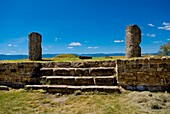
<box><xmin>0</xmin><ymin>0</ymin><xmax>170</xmax><ymax>55</ymax></box>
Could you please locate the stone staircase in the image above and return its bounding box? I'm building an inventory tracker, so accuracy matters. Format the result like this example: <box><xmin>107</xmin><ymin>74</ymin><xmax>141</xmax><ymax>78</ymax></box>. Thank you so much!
<box><xmin>25</xmin><ymin>64</ymin><xmax>120</xmax><ymax>94</ymax></box>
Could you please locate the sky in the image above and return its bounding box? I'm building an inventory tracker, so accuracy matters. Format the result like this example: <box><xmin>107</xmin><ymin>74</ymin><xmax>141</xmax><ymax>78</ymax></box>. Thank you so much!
<box><xmin>0</xmin><ymin>0</ymin><xmax>170</xmax><ymax>55</ymax></box>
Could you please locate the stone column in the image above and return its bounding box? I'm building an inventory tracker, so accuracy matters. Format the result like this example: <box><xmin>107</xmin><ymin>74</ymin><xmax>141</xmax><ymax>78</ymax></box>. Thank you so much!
<box><xmin>28</xmin><ymin>32</ymin><xmax>42</xmax><ymax>60</ymax></box>
<box><xmin>126</xmin><ymin>25</ymin><xmax>141</xmax><ymax>58</ymax></box>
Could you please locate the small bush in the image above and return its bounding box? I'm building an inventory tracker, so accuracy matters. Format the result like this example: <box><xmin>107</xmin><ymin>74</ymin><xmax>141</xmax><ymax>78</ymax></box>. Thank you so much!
<box><xmin>74</xmin><ymin>90</ymin><xmax>82</xmax><ymax>95</ymax></box>
<box><xmin>37</xmin><ymin>89</ymin><xmax>46</xmax><ymax>93</ymax></box>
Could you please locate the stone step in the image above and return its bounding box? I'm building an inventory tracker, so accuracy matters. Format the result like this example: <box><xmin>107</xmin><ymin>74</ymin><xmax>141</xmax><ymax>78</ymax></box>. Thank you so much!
<box><xmin>41</xmin><ymin>61</ymin><xmax>116</xmax><ymax>68</ymax></box>
<box><xmin>42</xmin><ymin>76</ymin><xmax>117</xmax><ymax>86</ymax></box>
<box><xmin>40</xmin><ymin>67</ymin><xmax>115</xmax><ymax>76</ymax></box>
<box><xmin>25</xmin><ymin>85</ymin><xmax>120</xmax><ymax>93</ymax></box>
<box><xmin>0</xmin><ymin>85</ymin><xmax>9</xmax><ymax>91</ymax></box>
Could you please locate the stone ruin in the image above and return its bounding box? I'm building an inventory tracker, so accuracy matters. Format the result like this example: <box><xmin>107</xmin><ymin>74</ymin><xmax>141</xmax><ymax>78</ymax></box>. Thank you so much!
<box><xmin>27</xmin><ymin>25</ymin><xmax>141</xmax><ymax>61</ymax></box>
<box><xmin>126</xmin><ymin>25</ymin><xmax>141</xmax><ymax>58</ymax></box>
<box><xmin>28</xmin><ymin>32</ymin><xmax>42</xmax><ymax>60</ymax></box>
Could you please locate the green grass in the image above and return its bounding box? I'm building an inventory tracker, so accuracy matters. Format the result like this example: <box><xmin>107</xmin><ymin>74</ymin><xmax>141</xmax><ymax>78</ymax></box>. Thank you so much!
<box><xmin>0</xmin><ymin>90</ymin><xmax>170</xmax><ymax>114</ymax></box>
<box><xmin>0</xmin><ymin>56</ymin><xmax>122</xmax><ymax>63</ymax></box>
<box><xmin>50</xmin><ymin>54</ymin><xmax>122</xmax><ymax>62</ymax></box>
<box><xmin>56</xmin><ymin>92</ymin><xmax>137</xmax><ymax>114</ymax></box>
<box><xmin>1</xmin><ymin>54</ymin><xmax>169</xmax><ymax>63</ymax></box>
<box><xmin>1</xmin><ymin>89</ymin><xmax>169</xmax><ymax>114</ymax></box>
<box><xmin>0</xmin><ymin>89</ymin><xmax>55</xmax><ymax>114</ymax></box>
<box><xmin>0</xmin><ymin>89</ymin><xmax>138</xmax><ymax>114</ymax></box>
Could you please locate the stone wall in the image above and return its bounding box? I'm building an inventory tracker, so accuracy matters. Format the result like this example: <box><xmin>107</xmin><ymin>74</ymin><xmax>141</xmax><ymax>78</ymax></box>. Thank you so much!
<box><xmin>0</xmin><ymin>61</ymin><xmax>116</xmax><ymax>88</ymax></box>
<box><xmin>0</xmin><ymin>59</ymin><xmax>170</xmax><ymax>92</ymax></box>
<box><xmin>117</xmin><ymin>58</ymin><xmax>170</xmax><ymax>92</ymax></box>
<box><xmin>0</xmin><ymin>62</ymin><xmax>42</xmax><ymax>88</ymax></box>
<box><xmin>41</xmin><ymin>61</ymin><xmax>116</xmax><ymax>68</ymax></box>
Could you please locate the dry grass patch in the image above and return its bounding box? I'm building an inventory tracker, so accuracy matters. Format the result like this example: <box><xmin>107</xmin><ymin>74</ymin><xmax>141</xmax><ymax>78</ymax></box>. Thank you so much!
<box><xmin>125</xmin><ymin>91</ymin><xmax>170</xmax><ymax>114</ymax></box>
<box><xmin>52</xmin><ymin>93</ymin><xmax>138</xmax><ymax>114</ymax></box>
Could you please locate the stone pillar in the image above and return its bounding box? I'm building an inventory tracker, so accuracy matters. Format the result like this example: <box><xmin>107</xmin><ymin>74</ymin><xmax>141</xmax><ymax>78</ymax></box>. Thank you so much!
<box><xmin>28</xmin><ymin>32</ymin><xmax>42</xmax><ymax>60</ymax></box>
<box><xmin>126</xmin><ymin>25</ymin><xmax>141</xmax><ymax>58</ymax></box>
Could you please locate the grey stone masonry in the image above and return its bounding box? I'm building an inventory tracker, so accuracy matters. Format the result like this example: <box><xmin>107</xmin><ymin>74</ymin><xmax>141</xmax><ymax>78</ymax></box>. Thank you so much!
<box><xmin>28</xmin><ymin>32</ymin><xmax>42</xmax><ymax>60</ymax></box>
<box><xmin>126</xmin><ymin>25</ymin><xmax>141</xmax><ymax>58</ymax></box>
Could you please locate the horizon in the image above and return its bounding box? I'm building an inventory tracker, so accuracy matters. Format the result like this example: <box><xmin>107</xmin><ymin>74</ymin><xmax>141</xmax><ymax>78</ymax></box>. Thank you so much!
<box><xmin>0</xmin><ymin>52</ymin><xmax>158</xmax><ymax>56</ymax></box>
<box><xmin>0</xmin><ymin>0</ymin><xmax>170</xmax><ymax>55</ymax></box>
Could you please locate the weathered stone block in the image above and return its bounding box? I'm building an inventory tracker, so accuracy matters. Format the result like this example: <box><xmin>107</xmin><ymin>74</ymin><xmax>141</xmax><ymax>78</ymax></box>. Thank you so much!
<box><xmin>96</xmin><ymin>86</ymin><xmax>120</xmax><ymax>93</ymax></box>
<box><xmin>79</xmin><ymin>56</ymin><xmax>92</xmax><ymax>59</ymax></box>
<box><xmin>157</xmin><ymin>68</ymin><xmax>163</xmax><ymax>71</ymax></box>
<box><xmin>126</xmin><ymin>25</ymin><xmax>141</xmax><ymax>58</ymax></box>
<box><xmin>81</xmin><ymin>86</ymin><xmax>97</xmax><ymax>92</ymax></box>
<box><xmin>0</xmin><ymin>85</ymin><xmax>9</xmax><ymax>91</ymax></box>
<box><xmin>71</xmin><ymin>62</ymin><xmax>84</xmax><ymax>68</ymax></box>
<box><xmin>54</xmin><ymin>68</ymin><xmax>70</xmax><ymax>76</ymax></box>
<box><xmin>62</xmin><ymin>77</ymin><xmax>75</xmax><ymax>85</ymax></box>
<box><xmin>47</xmin><ymin>78</ymin><xmax>63</xmax><ymax>85</ymax></box>
<box><xmin>56</xmin><ymin>62</ymin><xmax>71</xmax><ymax>68</ymax></box>
<box><xmin>101</xmin><ymin>61</ymin><xmax>116</xmax><ymax>67</ymax></box>
<box><xmin>75</xmin><ymin>77</ymin><xmax>94</xmax><ymax>85</ymax></box>
<box><xmin>95</xmin><ymin>77</ymin><xmax>117</xmax><ymax>86</ymax></box>
<box><xmin>74</xmin><ymin>68</ymin><xmax>89</xmax><ymax>76</ymax></box>
<box><xmin>28</xmin><ymin>32</ymin><xmax>42</xmax><ymax>60</ymax></box>
<box><xmin>90</xmin><ymin>67</ymin><xmax>115</xmax><ymax>76</ymax></box>
<box><xmin>67</xmin><ymin>86</ymin><xmax>81</xmax><ymax>94</ymax></box>
<box><xmin>41</xmin><ymin>68</ymin><xmax>53</xmax><ymax>76</ymax></box>
<box><xmin>47</xmin><ymin>85</ymin><xmax>67</xmax><ymax>93</ymax></box>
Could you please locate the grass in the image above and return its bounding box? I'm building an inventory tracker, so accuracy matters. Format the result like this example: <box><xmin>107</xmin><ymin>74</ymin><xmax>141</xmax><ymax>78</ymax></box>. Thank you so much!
<box><xmin>0</xmin><ymin>89</ymin><xmax>136</xmax><ymax>114</ymax></box>
<box><xmin>1</xmin><ymin>89</ymin><xmax>169</xmax><ymax>114</ymax></box>
<box><xmin>1</xmin><ymin>53</ymin><xmax>170</xmax><ymax>63</ymax></box>
<box><xmin>0</xmin><ymin>55</ymin><xmax>123</xmax><ymax>63</ymax></box>
<box><xmin>126</xmin><ymin>91</ymin><xmax>170</xmax><ymax>114</ymax></box>
<box><xmin>0</xmin><ymin>89</ymin><xmax>54</xmax><ymax>114</ymax></box>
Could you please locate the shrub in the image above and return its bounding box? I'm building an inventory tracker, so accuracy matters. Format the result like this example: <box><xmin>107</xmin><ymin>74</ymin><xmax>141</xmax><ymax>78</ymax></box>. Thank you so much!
<box><xmin>158</xmin><ymin>42</ymin><xmax>170</xmax><ymax>56</ymax></box>
<box><xmin>74</xmin><ymin>90</ymin><xmax>82</xmax><ymax>95</ymax></box>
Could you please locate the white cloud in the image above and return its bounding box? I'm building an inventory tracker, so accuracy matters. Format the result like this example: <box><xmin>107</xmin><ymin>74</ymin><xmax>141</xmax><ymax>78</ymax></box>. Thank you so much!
<box><xmin>141</xmin><ymin>33</ymin><xmax>145</xmax><ymax>36</ymax></box>
<box><xmin>158</xmin><ymin>26</ymin><xmax>170</xmax><ymax>30</ymax></box>
<box><xmin>158</xmin><ymin>22</ymin><xmax>170</xmax><ymax>30</ymax></box>
<box><xmin>88</xmin><ymin>46</ymin><xmax>99</xmax><ymax>49</ymax></box>
<box><xmin>152</xmin><ymin>41</ymin><xmax>163</xmax><ymax>44</ymax></box>
<box><xmin>68</xmin><ymin>47</ymin><xmax>73</xmax><ymax>49</ymax></box>
<box><xmin>55</xmin><ymin>37</ymin><xmax>62</xmax><ymax>41</ymax></box>
<box><xmin>167</xmin><ymin>38</ymin><xmax>170</xmax><ymax>41</ymax></box>
<box><xmin>163</xmin><ymin>22</ymin><xmax>170</xmax><ymax>26</ymax></box>
<box><xmin>8</xmin><ymin>44</ymin><xmax>12</xmax><ymax>46</ymax></box>
<box><xmin>68</xmin><ymin>42</ymin><xmax>81</xmax><ymax>46</ymax></box>
<box><xmin>148</xmin><ymin>24</ymin><xmax>154</xmax><ymax>27</ymax></box>
<box><xmin>114</xmin><ymin>40</ymin><xmax>124</xmax><ymax>43</ymax></box>
<box><xmin>8</xmin><ymin>44</ymin><xmax>18</xmax><ymax>47</ymax></box>
<box><xmin>146</xmin><ymin>34</ymin><xmax>156</xmax><ymax>37</ymax></box>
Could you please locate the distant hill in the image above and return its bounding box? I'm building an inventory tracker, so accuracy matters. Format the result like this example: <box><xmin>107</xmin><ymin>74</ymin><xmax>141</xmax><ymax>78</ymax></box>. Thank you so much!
<box><xmin>0</xmin><ymin>53</ymin><xmax>158</xmax><ymax>60</ymax></box>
